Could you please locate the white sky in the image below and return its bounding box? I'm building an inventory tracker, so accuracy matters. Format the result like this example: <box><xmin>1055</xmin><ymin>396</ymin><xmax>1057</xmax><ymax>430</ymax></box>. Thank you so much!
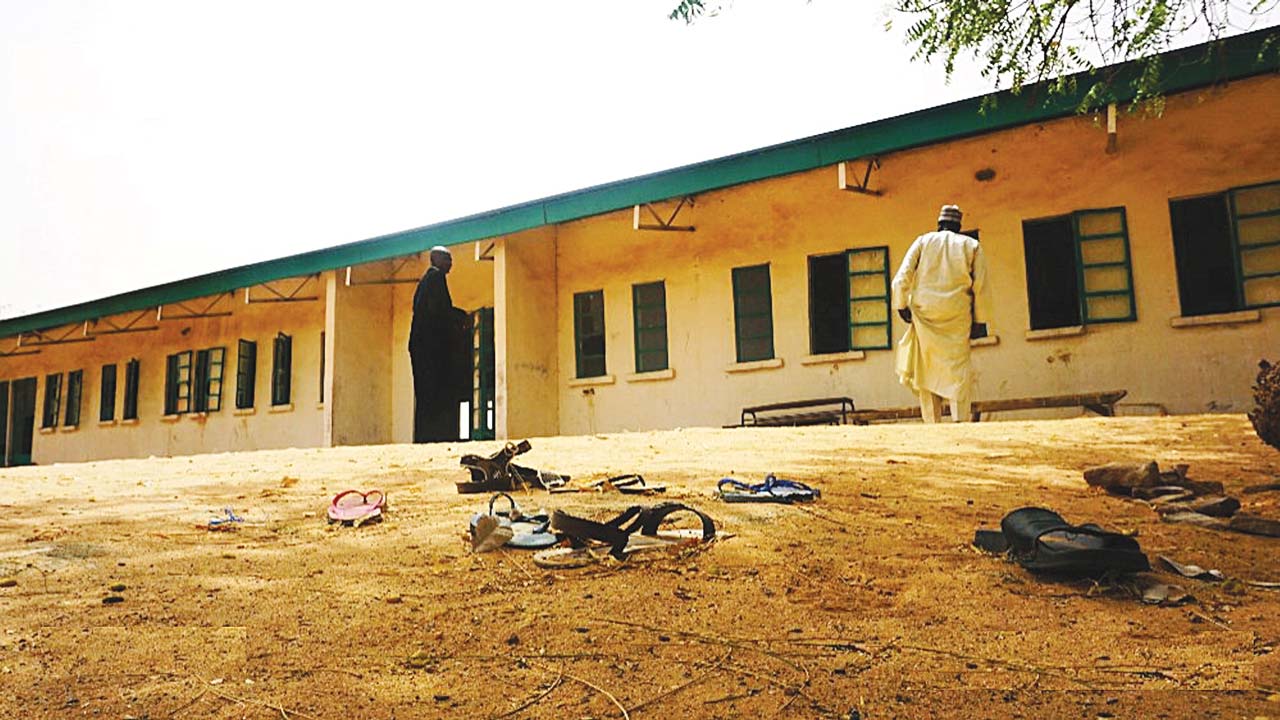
<box><xmin>0</xmin><ymin>1</ymin><xmax>1273</xmax><ymax>320</ymax></box>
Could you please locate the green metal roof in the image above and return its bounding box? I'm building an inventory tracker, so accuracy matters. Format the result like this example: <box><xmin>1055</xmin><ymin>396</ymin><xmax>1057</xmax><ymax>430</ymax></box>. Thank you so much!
<box><xmin>2</xmin><ymin>28</ymin><xmax>1276</xmax><ymax>340</ymax></box>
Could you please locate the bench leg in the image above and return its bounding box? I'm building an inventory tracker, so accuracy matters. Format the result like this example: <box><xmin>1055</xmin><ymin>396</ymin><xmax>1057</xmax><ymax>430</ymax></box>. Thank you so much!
<box><xmin>1084</xmin><ymin>403</ymin><xmax>1115</xmax><ymax>417</ymax></box>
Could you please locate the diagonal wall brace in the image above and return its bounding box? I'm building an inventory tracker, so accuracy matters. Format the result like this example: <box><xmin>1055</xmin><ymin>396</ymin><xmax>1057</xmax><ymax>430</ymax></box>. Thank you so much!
<box><xmin>633</xmin><ymin>196</ymin><xmax>696</xmax><ymax>232</ymax></box>
<box><xmin>838</xmin><ymin>158</ymin><xmax>883</xmax><ymax>196</ymax></box>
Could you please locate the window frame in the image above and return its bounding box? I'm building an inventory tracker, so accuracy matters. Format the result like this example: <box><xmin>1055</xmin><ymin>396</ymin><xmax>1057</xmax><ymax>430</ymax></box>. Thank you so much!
<box><xmin>848</xmin><ymin>246</ymin><xmax>893</xmax><ymax>351</ymax></box>
<box><xmin>192</xmin><ymin>347</ymin><xmax>226</xmax><ymax>413</ymax></box>
<box><xmin>42</xmin><ymin>373</ymin><xmax>62</xmax><ymax>429</ymax></box>
<box><xmin>1072</xmin><ymin>207</ymin><xmax>1137</xmax><ymax>324</ymax></box>
<box><xmin>731</xmin><ymin>264</ymin><xmax>775</xmax><ymax>363</ymax></box>
<box><xmin>271</xmin><ymin>333</ymin><xmax>292</xmax><ymax>406</ymax></box>
<box><xmin>64</xmin><ymin>369</ymin><xmax>83</xmax><ymax>427</ymax></box>
<box><xmin>236</xmin><ymin>340</ymin><xmax>257</xmax><ymax>410</ymax></box>
<box><xmin>100</xmin><ymin>364</ymin><xmax>117</xmax><ymax>422</ymax></box>
<box><xmin>573</xmin><ymin>290</ymin><xmax>607</xmax><ymax>379</ymax></box>
<box><xmin>122</xmin><ymin>359</ymin><xmax>140</xmax><ymax>420</ymax></box>
<box><xmin>164</xmin><ymin>350</ymin><xmax>193</xmax><ymax>415</ymax></box>
<box><xmin>631</xmin><ymin>281</ymin><xmax>669</xmax><ymax>373</ymax></box>
<box><xmin>1228</xmin><ymin>179</ymin><xmax>1280</xmax><ymax>310</ymax></box>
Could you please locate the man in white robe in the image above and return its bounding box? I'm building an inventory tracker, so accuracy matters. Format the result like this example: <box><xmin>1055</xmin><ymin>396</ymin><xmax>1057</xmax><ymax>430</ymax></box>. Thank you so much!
<box><xmin>892</xmin><ymin>205</ymin><xmax>993</xmax><ymax>423</ymax></box>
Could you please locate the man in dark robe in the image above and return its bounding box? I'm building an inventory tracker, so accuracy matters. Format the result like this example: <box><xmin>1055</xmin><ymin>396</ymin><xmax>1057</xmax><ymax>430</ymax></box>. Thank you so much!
<box><xmin>409</xmin><ymin>246</ymin><xmax>461</xmax><ymax>443</ymax></box>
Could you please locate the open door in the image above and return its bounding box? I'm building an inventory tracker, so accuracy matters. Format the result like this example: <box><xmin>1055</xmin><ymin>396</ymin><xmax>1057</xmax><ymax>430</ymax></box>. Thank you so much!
<box><xmin>0</xmin><ymin>380</ymin><xmax>8</xmax><ymax>466</ymax></box>
<box><xmin>470</xmin><ymin>307</ymin><xmax>495</xmax><ymax>440</ymax></box>
<box><xmin>7</xmin><ymin>377</ymin><xmax>36</xmax><ymax>466</ymax></box>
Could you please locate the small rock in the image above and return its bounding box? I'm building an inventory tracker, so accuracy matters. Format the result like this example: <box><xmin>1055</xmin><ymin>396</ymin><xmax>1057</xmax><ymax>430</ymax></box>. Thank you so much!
<box><xmin>505</xmin><ymin>634</ymin><xmax>520</xmax><ymax>646</ymax></box>
<box><xmin>1222</xmin><ymin>578</ymin><xmax>1248</xmax><ymax>597</ymax></box>
<box><xmin>407</xmin><ymin>650</ymin><xmax>431</xmax><ymax>669</ymax></box>
<box><xmin>0</xmin><ymin>578</ymin><xmax>16</xmax><ymax>588</ymax></box>
<box><xmin>109</xmin><ymin>584</ymin><xmax>126</xmax><ymax>592</ymax></box>
<box><xmin>1229</xmin><ymin>514</ymin><xmax>1280</xmax><ymax>538</ymax></box>
<box><xmin>1084</xmin><ymin>462</ymin><xmax>1160</xmax><ymax>494</ymax></box>
<box><xmin>1155</xmin><ymin>496</ymin><xmax>1240</xmax><ymax>518</ymax></box>
<box><xmin>1160</xmin><ymin>512</ymin><xmax>1229</xmax><ymax>529</ymax></box>
<box><xmin>385</xmin><ymin>595</ymin><xmax>402</xmax><ymax>604</ymax></box>
<box><xmin>102</xmin><ymin>596</ymin><xmax>124</xmax><ymax>605</ymax></box>
<box><xmin>433</xmin><ymin>694</ymin><xmax>450</xmax><ymax>702</ymax></box>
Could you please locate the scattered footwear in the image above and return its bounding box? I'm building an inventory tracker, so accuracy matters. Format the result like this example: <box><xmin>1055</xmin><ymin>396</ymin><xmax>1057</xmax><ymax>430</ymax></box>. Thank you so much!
<box><xmin>974</xmin><ymin>507</ymin><xmax>1150</xmax><ymax>577</ymax></box>
<box><xmin>457</xmin><ymin>441</ymin><xmax>570</xmax><ymax>493</ymax></box>
<box><xmin>587</xmin><ymin>474</ymin><xmax>667</xmax><ymax>495</ymax></box>
<box><xmin>717</xmin><ymin>475</ymin><xmax>820</xmax><ymax>503</ymax></box>
<box><xmin>203</xmin><ymin>508</ymin><xmax>244</xmax><ymax>531</ymax></box>
<box><xmin>327</xmin><ymin>490</ymin><xmax>386</xmax><ymax>526</ymax></box>
<box><xmin>468</xmin><ymin>493</ymin><xmax>558</xmax><ymax>552</ymax></box>
<box><xmin>532</xmin><ymin>502</ymin><xmax>717</xmax><ymax>568</ymax></box>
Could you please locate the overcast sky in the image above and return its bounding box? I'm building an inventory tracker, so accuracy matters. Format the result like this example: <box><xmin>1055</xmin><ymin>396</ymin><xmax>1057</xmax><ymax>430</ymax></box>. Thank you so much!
<box><xmin>1</xmin><ymin>1</ymin><xmax>1272</xmax><ymax>320</ymax></box>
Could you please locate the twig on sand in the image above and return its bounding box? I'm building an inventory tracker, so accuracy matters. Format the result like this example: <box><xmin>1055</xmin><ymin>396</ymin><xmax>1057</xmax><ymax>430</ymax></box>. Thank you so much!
<box><xmin>720</xmin><ymin>662</ymin><xmax>837</xmax><ymax>717</ymax></box>
<box><xmin>625</xmin><ymin>650</ymin><xmax>732</xmax><ymax>714</ymax></box>
<box><xmin>589</xmin><ymin>617</ymin><xmax>812</xmax><ymax>682</ymax></box>
<box><xmin>491</xmin><ymin>672</ymin><xmax>563</xmax><ymax>720</ymax></box>
<box><xmin>192</xmin><ymin>674</ymin><xmax>317</xmax><ymax>720</ymax></box>
<box><xmin>498</xmin><ymin>548</ymin><xmax>537</xmax><ymax>582</ymax></box>
<box><xmin>526</xmin><ymin>660</ymin><xmax>630</xmax><ymax>720</ymax></box>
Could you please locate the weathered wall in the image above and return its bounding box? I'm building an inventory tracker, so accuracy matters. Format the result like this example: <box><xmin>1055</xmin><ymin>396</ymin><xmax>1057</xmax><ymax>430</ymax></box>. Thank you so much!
<box><xmin>325</xmin><ymin>272</ymin><xmax>394</xmax><ymax>446</ymax></box>
<box><xmin>0</xmin><ymin>286</ymin><xmax>327</xmax><ymax>464</ymax></box>
<box><xmin>494</xmin><ymin>228</ymin><xmax>560</xmax><ymax>439</ymax></box>
<box><xmin>551</xmin><ymin>74</ymin><xmax>1279</xmax><ymax>434</ymax></box>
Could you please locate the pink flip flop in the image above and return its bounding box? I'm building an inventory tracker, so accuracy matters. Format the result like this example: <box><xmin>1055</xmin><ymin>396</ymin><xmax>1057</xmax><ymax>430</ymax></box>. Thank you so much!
<box><xmin>327</xmin><ymin>490</ymin><xmax>386</xmax><ymax>526</ymax></box>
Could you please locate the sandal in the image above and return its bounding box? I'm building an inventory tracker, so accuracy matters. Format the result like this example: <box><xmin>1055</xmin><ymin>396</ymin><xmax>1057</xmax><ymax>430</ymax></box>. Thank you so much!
<box><xmin>457</xmin><ymin>441</ymin><xmax>532</xmax><ymax>494</ymax></box>
<box><xmin>468</xmin><ymin>493</ymin><xmax>558</xmax><ymax>552</ymax></box>
<box><xmin>532</xmin><ymin>503</ymin><xmax>716</xmax><ymax>568</ymax></box>
<box><xmin>327</xmin><ymin>490</ymin><xmax>386</xmax><ymax>526</ymax></box>
<box><xmin>983</xmin><ymin>507</ymin><xmax>1150</xmax><ymax>576</ymax></box>
<box><xmin>588</xmin><ymin>474</ymin><xmax>667</xmax><ymax>495</ymax></box>
<box><xmin>717</xmin><ymin>475</ymin><xmax>820</xmax><ymax>503</ymax></box>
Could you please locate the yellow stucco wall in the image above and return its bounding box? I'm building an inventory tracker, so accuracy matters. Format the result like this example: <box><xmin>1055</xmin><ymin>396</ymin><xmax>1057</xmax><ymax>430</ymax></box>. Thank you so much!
<box><xmin>0</xmin><ymin>287</ymin><xmax>328</xmax><ymax>464</ymax></box>
<box><xmin>494</xmin><ymin>229</ymin><xmax>560</xmax><ymax>440</ymax></box>
<box><xmin>546</xmin><ymin>74</ymin><xmax>1279</xmax><ymax>434</ymax></box>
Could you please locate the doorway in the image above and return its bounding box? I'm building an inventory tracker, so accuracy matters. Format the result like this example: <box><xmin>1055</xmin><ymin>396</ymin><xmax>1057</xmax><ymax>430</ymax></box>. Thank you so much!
<box><xmin>5</xmin><ymin>377</ymin><xmax>36</xmax><ymax>466</ymax></box>
<box><xmin>470</xmin><ymin>307</ymin><xmax>495</xmax><ymax>440</ymax></box>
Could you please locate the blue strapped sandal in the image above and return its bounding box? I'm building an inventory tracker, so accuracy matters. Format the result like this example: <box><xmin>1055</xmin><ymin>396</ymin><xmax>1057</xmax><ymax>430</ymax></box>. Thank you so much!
<box><xmin>716</xmin><ymin>474</ymin><xmax>821</xmax><ymax>503</ymax></box>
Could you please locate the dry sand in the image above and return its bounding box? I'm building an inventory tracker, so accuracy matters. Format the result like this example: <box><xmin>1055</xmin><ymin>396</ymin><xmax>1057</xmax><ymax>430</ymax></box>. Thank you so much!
<box><xmin>1</xmin><ymin>414</ymin><xmax>1279</xmax><ymax>719</ymax></box>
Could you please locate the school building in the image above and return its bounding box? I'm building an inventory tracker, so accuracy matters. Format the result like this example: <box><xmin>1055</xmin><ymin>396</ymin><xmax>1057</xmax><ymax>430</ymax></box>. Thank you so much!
<box><xmin>0</xmin><ymin>31</ymin><xmax>1277</xmax><ymax>465</ymax></box>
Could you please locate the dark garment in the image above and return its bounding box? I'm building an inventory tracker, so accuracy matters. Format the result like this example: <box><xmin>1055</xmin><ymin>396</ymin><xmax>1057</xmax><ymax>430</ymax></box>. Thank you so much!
<box><xmin>410</xmin><ymin>267</ymin><xmax>458</xmax><ymax>443</ymax></box>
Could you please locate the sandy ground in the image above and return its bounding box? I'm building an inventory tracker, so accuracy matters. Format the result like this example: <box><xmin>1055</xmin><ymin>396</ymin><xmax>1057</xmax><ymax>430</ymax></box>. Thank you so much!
<box><xmin>1</xmin><ymin>414</ymin><xmax>1279</xmax><ymax>719</ymax></box>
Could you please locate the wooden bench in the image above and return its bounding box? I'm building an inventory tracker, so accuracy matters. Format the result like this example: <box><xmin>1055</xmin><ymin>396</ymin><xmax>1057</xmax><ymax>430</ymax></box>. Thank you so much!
<box><xmin>739</xmin><ymin>397</ymin><xmax>856</xmax><ymax>427</ymax></box>
<box><xmin>846</xmin><ymin>390</ymin><xmax>1128</xmax><ymax>424</ymax></box>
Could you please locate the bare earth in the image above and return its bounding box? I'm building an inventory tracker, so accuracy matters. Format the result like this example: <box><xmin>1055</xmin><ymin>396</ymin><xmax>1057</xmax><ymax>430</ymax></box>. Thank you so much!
<box><xmin>2</xmin><ymin>415</ymin><xmax>1279</xmax><ymax>719</ymax></box>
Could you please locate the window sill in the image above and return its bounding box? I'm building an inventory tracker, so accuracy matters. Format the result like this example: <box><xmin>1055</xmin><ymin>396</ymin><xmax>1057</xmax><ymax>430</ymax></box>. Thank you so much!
<box><xmin>188</xmin><ymin>412</ymin><xmax>208</xmax><ymax>420</ymax></box>
<box><xmin>59</xmin><ymin>425</ymin><xmax>79</xmax><ymax>433</ymax></box>
<box><xmin>1170</xmin><ymin>309</ymin><xmax>1261</xmax><ymax>328</ymax></box>
<box><xmin>269</xmin><ymin>403</ymin><xmax>295</xmax><ymax>413</ymax></box>
<box><xmin>800</xmin><ymin>350</ymin><xmax>866</xmax><ymax>366</ymax></box>
<box><xmin>39</xmin><ymin>427</ymin><xmax>55</xmax><ymax>434</ymax></box>
<box><xmin>725</xmin><ymin>358</ymin><xmax>784</xmax><ymax>374</ymax></box>
<box><xmin>1025</xmin><ymin>326</ymin><xmax>1085</xmax><ymax>341</ymax></box>
<box><xmin>98</xmin><ymin>419</ymin><xmax>117</xmax><ymax>427</ymax></box>
<box><xmin>120</xmin><ymin>418</ymin><xmax>139</xmax><ymax>426</ymax></box>
<box><xmin>160</xmin><ymin>414</ymin><xmax>182</xmax><ymax>423</ymax></box>
<box><xmin>316</xmin><ymin>402</ymin><xmax>327</xmax><ymax>409</ymax></box>
<box><xmin>970</xmin><ymin>335</ymin><xmax>1000</xmax><ymax>348</ymax></box>
<box><xmin>233</xmin><ymin>407</ymin><xmax>256</xmax><ymax>417</ymax></box>
<box><xmin>568</xmin><ymin>375</ymin><xmax>616</xmax><ymax>388</ymax></box>
<box><xmin>625</xmin><ymin>368</ymin><xmax>675</xmax><ymax>383</ymax></box>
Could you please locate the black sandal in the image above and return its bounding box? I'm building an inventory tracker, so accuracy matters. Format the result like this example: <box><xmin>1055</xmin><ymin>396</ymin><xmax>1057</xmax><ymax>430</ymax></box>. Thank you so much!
<box><xmin>532</xmin><ymin>503</ymin><xmax>716</xmax><ymax>568</ymax></box>
<box><xmin>976</xmin><ymin>507</ymin><xmax>1150</xmax><ymax>576</ymax></box>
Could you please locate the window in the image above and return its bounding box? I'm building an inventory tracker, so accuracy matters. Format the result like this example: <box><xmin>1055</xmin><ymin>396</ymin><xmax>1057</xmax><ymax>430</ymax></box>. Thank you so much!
<box><xmin>192</xmin><ymin>347</ymin><xmax>226</xmax><ymax>413</ymax></box>
<box><xmin>236</xmin><ymin>340</ymin><xmax>257</xmax><ymax>409</ymax></box>
<box><xmin>319</xmin><ymin>331</ymin><xmax>326</xmax><ymax>402</ymax></box>
<box><xmin>632</xmin><ymin>282</ymin><xmax>668</xmax><ymax>373</ymax></box>
<box><xmin>64</xmin><ymin>370</ymin><xmax>83</xmax><ymax>427</ymax></box>
<box><xmin>272</xmin><ymin>333</ymin><xmax>292</xmax><ymax>406</ymax></box>
<box><xmin>808</xmin><ymin>247</ymin><xmax>893</xmax><ymax>354</ymax></box>
<box><xmin>123</xmin><ymin>359</ymin><xmax>140</xmax><ymax>420</ymax></box>
<box><xmin>731</xmin><ymin>264</ymin><xmax>775</xmax><ymax>362</ymax></box>
<box><xmin>573</xmin><ymin>290</ymin><xmax>606</xmax><ymax>378</ymax></box>
<box><xmin>42</xmin><ymin>373</ymin><xmax>61</xmax><ymax>429</ymax></box>
<box><xmin>1022</xmin><ymin>207</ymin><xmax>1136</xmax><ymax>330</ymax></box>
<box><xmin>100</xmin><ymin>364</ymin><xmax>117</xmax><ymax>422</ymax></box>
<box><xmin>164</xmin><ymin>350</ymin><xmax>193</xmax><ymax>415</ymax></box>
<box><xmin>1171</xmin><ymin>180</ymin><xmax>1280</xmax><ymax>314</ymax></box>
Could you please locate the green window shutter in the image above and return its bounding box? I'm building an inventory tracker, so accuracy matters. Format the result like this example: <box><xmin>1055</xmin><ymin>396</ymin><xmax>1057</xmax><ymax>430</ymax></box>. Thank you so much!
<box><xmin>123</xmin><ymin>359</ymin><xmax>140</xmax><ymax>420</ymax></box>
<box><xmin>573</xmin><ymin>290</ymin><xmax>606</xmax><ymax>379</ymax></box>
<box><xmin>100</xmin><ymin>364</ymin><xmax>117</xmax><ymax>422</ymax></box>
<box><xmin>64</xmin><ymin>370</ymin><xmax>83</xmax><ymax>427</ymax></box>
<box><xmin>731</xmin><ymin>264</ymin><xmax>775</xmax><ymax>363</ymax></box>
<box><xmin>42</xmin><ymin>373</ymin><xmax>61</xmax><ymax>429</ymax></box>
<box><xmin>206</xmin><ymin>347</ymin><xmax>225</xmax><ymax>412</ymax></box>
<box><xmin>1229</xmin><ymin>181</ymin><xmax>1280</xmax><ymax>309</ymax></box>
<box><xmin>193</xmin><ymin>350</ymin><xmax>210</xmax><ymax>413</ymax></box>
<box><xmin>272</xmin><ymin>334</ymin><xmax>292</xmax><ymax>406</ymax></box>
<box><xmin>848</xmin><ymin>246</ymin><xmax>892</xmax><ymax>350</ymax></box>
<box><xmin>631</xmin><ymin>281</ymin><xmax>668</xmax><ymax>373</ymax></box>
<box><xmin>165</xmin><ymin>351</ymin><xmax>192</xmax><ymax>415</ymax></box>
<box><xmin>236</xmin><ymin>340</ymin><xmax>257</xmax><ymax>409</ymax></box>
<box><xmin>318</xmin><ymin>332</ymin><xmax>326</xmax><ymax>403</ymax></box>
<box><xmin>1073</xmin><ymin>208</ymin><xmax>1137</xmax><ymax>323</ymax></box>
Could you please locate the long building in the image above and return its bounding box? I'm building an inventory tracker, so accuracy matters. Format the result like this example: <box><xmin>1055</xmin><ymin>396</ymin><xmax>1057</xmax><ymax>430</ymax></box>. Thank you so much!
<box><xmin>1</xmin><ymin>31</ymin><xmax>1277</xmax><ymax>465</ymax></box>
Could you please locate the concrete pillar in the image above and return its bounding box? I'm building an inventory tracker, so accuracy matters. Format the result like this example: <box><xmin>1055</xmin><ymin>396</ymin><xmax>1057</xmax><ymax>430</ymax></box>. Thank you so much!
<box><xmin>324</xmin><ymin>270</ymin><xmax>395</xmax><ymax>446</ymax></box>
<box><xmin>494</xmin><ymin>229</ymin><xmax>560</xmax><ymax>439</ymax></box>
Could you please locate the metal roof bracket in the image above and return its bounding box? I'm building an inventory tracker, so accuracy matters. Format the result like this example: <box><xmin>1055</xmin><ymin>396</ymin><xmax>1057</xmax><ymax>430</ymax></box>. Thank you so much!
<box><xmin>838</xmin><ymin>158</ymin><xmax>883</xmax><ymax>196</ymax></box>
<box><xmin>86</xmin><ymin>309</ymin><xmax>160</xmax><ymax>336</ymax></box>
<box><xmin>17</xmin><ymin>324</ymin><xmax>95</xmax><ymax>348</ymax></box>
<box><xmin>633</xmin><ymin>196</ymin><xmax>695</xmax><ymax>232</ymax></box>
<box><xmin>345</xmin><ymin>255</ymin><xmax>422</xmax><ymax>286</ymax></box>
<box><xmin>0</xmin><ymin>338</ymin><xmax>39</xmax><ymax>358</ymax></box>
<box><xmin>158</xmin><ymin>292</ymin><xmax>234</xmax><ymax>321</ymax></box>
<box><xmin>475</xmin><ymin>242</ymin><xmax>496</xmax><ymax>262</ymax></box>
<box><xmin>245</xmin><ymin>275</ymin><xmax>321</xmax><ymax>303</ymax></box>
